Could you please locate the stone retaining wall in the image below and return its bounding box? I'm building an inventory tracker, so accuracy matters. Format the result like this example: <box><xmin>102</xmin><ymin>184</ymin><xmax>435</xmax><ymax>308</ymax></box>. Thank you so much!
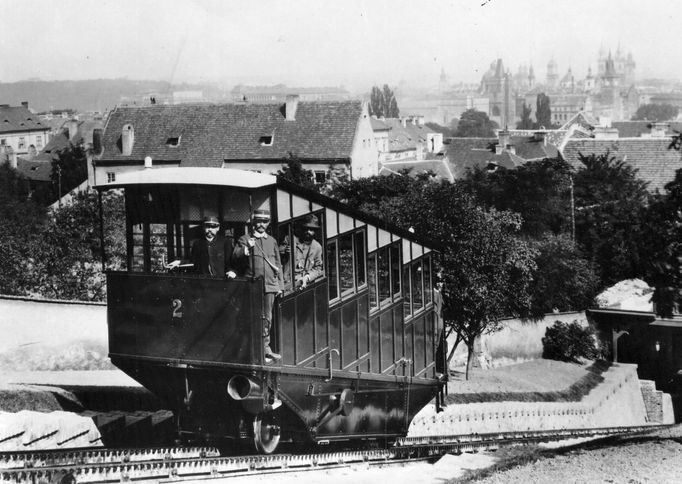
<box><xmin>408</xmin><ymin>363</ymin><xmax>660</xmax><ymax>437</ymax></box>
<box><xmin>640</xmin><ymin>379</ymin><xmax>675</xmax><ymax>424</ymax></box>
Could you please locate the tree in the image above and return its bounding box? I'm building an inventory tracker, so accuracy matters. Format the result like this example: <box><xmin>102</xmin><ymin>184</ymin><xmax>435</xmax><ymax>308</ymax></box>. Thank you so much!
<box><xmin>34</xmin><ymin>190</ymin><xmax>125</xmax><ymax>301</ymax></box>
<box><xmin>535</xmin><ymin>93</ymin><xmax>553</xmax><ymax>129</ymax></box>
<box><xmin>0</xmin><ymin>164</ymin><xmax>46</xmax><ymax>296</ymax></box>
<box><xmin>461</xmin><ymin>158</ymin><xmax>573</xmax><ymax>237</ymax></box>
<box><xmin>453</xmin><ymin>109</ymin><xmax>499</xmax><ymax>137</ymax></box>
<box><xmin>644</xmin><ymin>168</ymin><xmax>682</xmax><ymax>317</ymax></box>
<box><xmin>277</xmin><ymin>155</ymin><xmax>319</xmax><ymax>192</ymax></box>
<box><xmin>369</xmin><ymin>84</ymin><xmax>399</xmax><ymax>118</ymax></box>
<box><xmin>632</xmin><ymin>103</ymin><xmax>679</xmax><ymax>122</ymax></box>
<box><xmin>332</xmin><ymin>175</ymin><xmax>538</xmax><ymax>379</ymax></box>
<box><xmin>542</xmin><ymin>321</ymin><xmax>600</xmax><ymax>363</ymax></box>
<box><xmin>516</xmin><ymin>102</ymin><xmax>534</xmax><ymax>129</ymax></box>
<box><xmin>529</xmin><ymin>235</ymin><xmax>600</xmax><ymax>314</ymax></box>
<box><xmin>32</xmin><ymin>143</ymin><xmax>88</xmax><ymax>205</ymax></box>
<box><xmin>573</xmin><ymin>152</ymin><xmax>651</xmax><ymax>288</ymax></box>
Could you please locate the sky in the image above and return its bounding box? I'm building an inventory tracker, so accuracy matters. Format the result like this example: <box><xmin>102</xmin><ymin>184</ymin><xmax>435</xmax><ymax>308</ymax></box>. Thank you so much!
<box><xmin>0</xmin><ymin>0</ymin><xmax>679</xmax><ymax>91</ymax></box>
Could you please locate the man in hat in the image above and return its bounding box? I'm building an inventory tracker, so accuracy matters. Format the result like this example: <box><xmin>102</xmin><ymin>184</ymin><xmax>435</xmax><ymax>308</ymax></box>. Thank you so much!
<box><xmin>292</xmin><ymin>214</ymin><xmax>324</xmax><ymax>289</ymax></box>
<box><xmin>232</xmin><ymin>209</ymin><xmax>284</xmax><ymax>363</ymax></box>
<box><xmin>190</xmin><ymin>216</ymin><xmax>237</xmax><ymax>278</ymax></box>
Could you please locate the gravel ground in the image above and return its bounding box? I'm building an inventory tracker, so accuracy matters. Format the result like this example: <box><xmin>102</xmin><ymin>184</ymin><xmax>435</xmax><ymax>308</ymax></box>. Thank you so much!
<box><xmin>460</xmin><ymin>424</ymin><xmax>682</xmax><ymax>484</ymax></box>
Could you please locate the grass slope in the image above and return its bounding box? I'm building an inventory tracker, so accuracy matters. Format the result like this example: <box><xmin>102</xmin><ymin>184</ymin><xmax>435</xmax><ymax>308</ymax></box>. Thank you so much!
<box><xmin>446</xmin><ymin>359</ymin><xmax>611</xmax><ymax>404</ymax></box>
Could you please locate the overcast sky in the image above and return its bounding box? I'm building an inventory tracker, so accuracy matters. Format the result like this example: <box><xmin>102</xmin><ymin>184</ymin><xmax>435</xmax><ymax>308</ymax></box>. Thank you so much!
<box><xmin>0</xmin><ymin>0</ymin><xmax>678</xmax><ymax>90</ymax></box>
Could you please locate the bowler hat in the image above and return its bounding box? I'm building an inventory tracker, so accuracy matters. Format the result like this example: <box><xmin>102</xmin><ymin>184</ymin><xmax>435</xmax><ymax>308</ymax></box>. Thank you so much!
<box><xmin>203</xmin><ymin>216</ymin><xmax>220</xmax><ymax>226</ymax></box>
<box><xmin>302</xmin><ymin>214</ymin><xmax>320</xmax><ymax>229</ymax></box>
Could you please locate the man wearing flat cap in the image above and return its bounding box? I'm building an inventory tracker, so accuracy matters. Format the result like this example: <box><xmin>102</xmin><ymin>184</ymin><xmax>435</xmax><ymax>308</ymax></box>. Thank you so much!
<box><xmin>190</xmin><ymin>216</ymin><xmax>236</xmax><ymax>278</ymax></box>
<box><xmin>292</xmin><ymin>214</ymin><xmax>324</xmax><ymax>289</ymax></box>
<box><xmin>233</xmin><ymin>208</ymin><xmax>284</xmax><ymax>363</ymax></box>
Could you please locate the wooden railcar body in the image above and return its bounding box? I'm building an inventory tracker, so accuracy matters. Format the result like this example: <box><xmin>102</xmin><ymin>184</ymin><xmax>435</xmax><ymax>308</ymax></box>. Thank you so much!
<box><xmin>97</xmin><ymin>168</ymin><xmax>443</xmax><ymax>452</ymax></box>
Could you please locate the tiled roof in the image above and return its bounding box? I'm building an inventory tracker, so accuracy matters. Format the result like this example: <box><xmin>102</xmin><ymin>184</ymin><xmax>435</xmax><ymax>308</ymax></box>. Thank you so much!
<box><xmin>35</xmin><ymin>119</ymin><xmax>105</xmax><ymax>162</ymax></box>
<box><xmin>445</xmin><ymin>138</ymin><xmax>517</xmax><ymax>179</ymax></box>
<box><xmin>0</xmin><ymin>105</ymin><xmax>47</xmax><ymax>134</ymax></box>
<box><xmin>16</xmin><ymin>158</ymin><xmax>52</xmax><ymax>182</ymax></box>
<box><xmin>508</xmin><ymin>135</ymin><xmax>559</xmax><ymax>159</ymax></box>
<box><xmin>559</xmin><ymin>111</ymin><xmax>597</xmax><ymax>131</ymax></box>
<box><xmin>561</xmin><ymin>137</ymin><xmax>682</xmax><ymax>192</ymax></box>
<box><xmin>611</xmin><ymin>121</ymin><xmax>682</xmax><ymax>138</ymax></box>
<box><xmin>100</xmin><ymin>102</ymin><xmax>364</xmax><ymax>166</ymax></box>
<box><xmin>370</xmin><ymin>117</ymin><xmax>389</xmax><ymax>131</ymax></box>
<box><xmin>379</xmin><ymin>158</ymin><xmax>453</xmax><ymax>181</ymax></box>
<box><xmin>380</xmin><ymin>119</ymin><xmax>432</xmax><ymax>152</ymax></box>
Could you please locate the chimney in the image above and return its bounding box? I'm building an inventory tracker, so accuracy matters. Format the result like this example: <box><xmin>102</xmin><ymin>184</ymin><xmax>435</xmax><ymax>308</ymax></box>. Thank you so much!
<box><xmin>68</xmin><ymin>119</ymin><xmax>79</xmax><ymax>141</ymax></box>
<box><xmin>497</xmin><ymin>128</ymin><xmax>510</xmax><ymax>150</ymax></box>
<box><xmin>21</xmin><ymin>101</ymin><xmax>28</xmax><ymax>109</ymax></box>
<box><xmin>285</xmin><ymin>95</ymin><xmax>299</xmax><ymax>121</ymax></box>
<box><xmin>650</xmin><ymin>122</ymin><xmax>670</xmax><ymax>138</ymax></box>
<box><xmin>4</xmin><ymin>146</ymin><xmax>17</xmax><ymax>169</ymax></box>
<box><xmin>121</xmin><ymin>124</ymin><xmax>134</xmax><ymax>155</ymax></box>
<box><xmin>427</xmin><ymin>133</ymin><xmax>443</xmax><ymax>153</ymax></box>
<box><xmin>92</xmin><ymin>128</ymin><xmax>103</xmax><ymax>155</ymax></box>
<box><xmin>415</xmin><ymin>115</ymin><xmax>425</xmax><ymax>126</ymax></box>
<box><xmin>401</xmin><ymin>118</ymin><xmax>407</xmax><ymax>127</ymax></box>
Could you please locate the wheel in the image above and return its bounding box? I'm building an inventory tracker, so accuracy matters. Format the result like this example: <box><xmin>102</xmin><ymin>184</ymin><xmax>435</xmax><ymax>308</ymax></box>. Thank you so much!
<box><xmin>253</xmin><ymin>411</ymin><xmax>280</xmax><ymax>454</ymax></box>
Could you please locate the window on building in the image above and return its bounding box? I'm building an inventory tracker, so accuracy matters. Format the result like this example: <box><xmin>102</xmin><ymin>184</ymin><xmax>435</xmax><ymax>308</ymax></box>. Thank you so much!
<box><xmin>354</xmin><ymin>230</ymin><xmax>366</xmax><ymax>288</ymax></box>
<box><xmin>403</xmin><ymin>265</ymin><xmax>411</xmax><ymax>319</ymax></box>
<box><xmin>258</xmin><ymin>135</ymin><xmax>273</xmax><ymax>146</ymax></box>
<box><xmin>390</xmin><ymin>243</ymin><xmax>401</xmax><ymax>297</ymax></box>
<box><xmin>339</xmin><ymin>232</ymin><xmax>355</xmax><ymax>297</ymax></box>
<box><xmin>377</xmin><ymin>246</ymin><xmax>391</xmax><ymax>306</ymax></box>
<box><xmin>35</xmin><ymin>135</ymin><xmax>43</xmax><ymax>149</ymax></box>
<box><xmin>368</xmin><ymin>252</ymin><xmax>378</xmax><ymax>310</ymax></box>
<box><xmin>18</xmin><ymin>137</ymin><xmax>25</xmax><ymax>150</ymax></box>
<box><xmin>107</xmin><ymin>172</ymin><xmax>116</xmax><ymax>183</ymax></box>
<box><xmin>314</xmin><ymin>171</ymin><xmax>327</xmax><ymax>185</ymax></box>
<box><xmin>411</xmin><ymin>259</ymin><xmax>424</xmax><ymax>313</ymax></box>
<box><xmin>369</xmin><ymin>241</ymin><xmax>402</xmax><ymax>312</ymax></box>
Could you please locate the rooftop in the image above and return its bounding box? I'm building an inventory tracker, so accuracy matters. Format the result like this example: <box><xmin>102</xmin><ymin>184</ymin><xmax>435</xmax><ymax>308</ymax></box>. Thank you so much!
<box><xmin>0</xmin><ymin>105</ymin><xmax>48</xmax><ymax>134</ymax></box>
<box><xmin>100</xmin><ymin>101</ymin><xmax>366</xmax><ymax>167</ymax></box>
<box><xmin>561</xmin><ymin>137</ymin><xmax>682</xmax><ymax>192</ymax></box>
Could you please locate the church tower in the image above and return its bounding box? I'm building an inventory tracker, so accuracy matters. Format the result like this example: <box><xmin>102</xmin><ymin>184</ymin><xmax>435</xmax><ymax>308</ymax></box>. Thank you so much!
<box><xmin>547</xmin><ymin>58</ymin><xmax>558</xmax><ymax>89</ymax></box>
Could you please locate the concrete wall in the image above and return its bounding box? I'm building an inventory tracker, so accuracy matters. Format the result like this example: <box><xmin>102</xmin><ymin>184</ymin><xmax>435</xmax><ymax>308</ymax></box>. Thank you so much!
<box><xmin>448</xmin><ymin>312</ymin><xmax>586</xmax><ymax>369</ymax></box>
<box><xmin>409</xmin><ymin>363</ymin><xmax>651</xmax><ymax>436</ymax></box>
<box><xmin>640</xmin><ymin>379</ymin><xmax>675</xmax><ymax>424</ymax></box>
<box><xmin>0</xmin><ymin>296</ymin><xmax>110</xmax><ymax>371</ymax></box>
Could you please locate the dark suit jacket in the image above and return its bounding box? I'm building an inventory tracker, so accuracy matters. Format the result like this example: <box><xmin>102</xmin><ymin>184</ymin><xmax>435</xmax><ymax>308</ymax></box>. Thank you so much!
<box><xmin>190</xmin><ymin>236</ymin><xmax>235</xmax><ymax>277</ymax></box>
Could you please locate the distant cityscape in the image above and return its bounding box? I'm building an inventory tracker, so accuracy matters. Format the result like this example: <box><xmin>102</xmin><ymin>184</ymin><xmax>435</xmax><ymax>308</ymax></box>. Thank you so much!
<box><xmin>2</xmin><ymin>45</ymin><xmax>682</xmax><ymax>205</ymax></box>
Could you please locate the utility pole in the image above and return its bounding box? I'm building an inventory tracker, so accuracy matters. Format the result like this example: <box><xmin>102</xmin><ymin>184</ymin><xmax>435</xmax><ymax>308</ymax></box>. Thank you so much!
<box><xmin>570</xmin><ymin>175</ymin><xmax>575</xmax><ymax>241</ymax></box>
<box><xmin>57</xmin><ymin>164</ymin><xmax>62</xmax><ymax>208</ymax></box>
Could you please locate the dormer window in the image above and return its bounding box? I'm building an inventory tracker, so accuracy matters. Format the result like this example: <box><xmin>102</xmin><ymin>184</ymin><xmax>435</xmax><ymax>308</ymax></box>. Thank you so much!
<box><xmin>166</xmin><ymin>136</ymin><xmax>181</xmax><ymax>147</ymax></box>
<box><xmin>259</xmin><ymin>135</ymin><xmax>273</xmax><ymax>146</ymax></box>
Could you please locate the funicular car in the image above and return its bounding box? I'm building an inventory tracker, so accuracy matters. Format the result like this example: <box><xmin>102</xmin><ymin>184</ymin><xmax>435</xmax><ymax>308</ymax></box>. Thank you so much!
<box><xmin>96</xmin><ymin>167</ymin><xmax>444</xmax><ymax>453</ymax></box>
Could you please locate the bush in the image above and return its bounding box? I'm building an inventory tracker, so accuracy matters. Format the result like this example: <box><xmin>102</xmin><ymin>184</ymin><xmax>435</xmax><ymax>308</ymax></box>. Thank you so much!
<box><xmin>542</xmin><ymin>320</ymin><xmax>599</xmax><ymax>363</ymax></box>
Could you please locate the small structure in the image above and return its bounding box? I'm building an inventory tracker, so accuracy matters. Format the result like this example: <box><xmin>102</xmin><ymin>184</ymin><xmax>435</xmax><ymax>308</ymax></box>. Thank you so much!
<box><xmin>588</xmin><ymin>280</ymin><xmax>682</xmax><ymax>420</ymax></box>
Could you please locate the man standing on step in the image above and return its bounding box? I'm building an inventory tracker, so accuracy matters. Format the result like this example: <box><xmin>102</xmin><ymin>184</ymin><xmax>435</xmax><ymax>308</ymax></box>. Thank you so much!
<box><xmin>233</xmin><ymin>209</ymin><xmax>284</xmax><ymax>364</ymax></box>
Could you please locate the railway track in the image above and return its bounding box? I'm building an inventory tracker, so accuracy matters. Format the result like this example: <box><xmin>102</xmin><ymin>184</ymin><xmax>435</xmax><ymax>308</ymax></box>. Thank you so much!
<box><xmin>0</xmin><ymin>425</ymin><xmax>670</xmax><ymax>483</ymax></box>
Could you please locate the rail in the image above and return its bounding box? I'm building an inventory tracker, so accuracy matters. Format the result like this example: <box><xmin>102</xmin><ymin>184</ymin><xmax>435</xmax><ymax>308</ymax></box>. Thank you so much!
<box><xmin>0</xmin><ymin>424</ymin><xmax>671</xmax><ymax>483</ymax></box>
